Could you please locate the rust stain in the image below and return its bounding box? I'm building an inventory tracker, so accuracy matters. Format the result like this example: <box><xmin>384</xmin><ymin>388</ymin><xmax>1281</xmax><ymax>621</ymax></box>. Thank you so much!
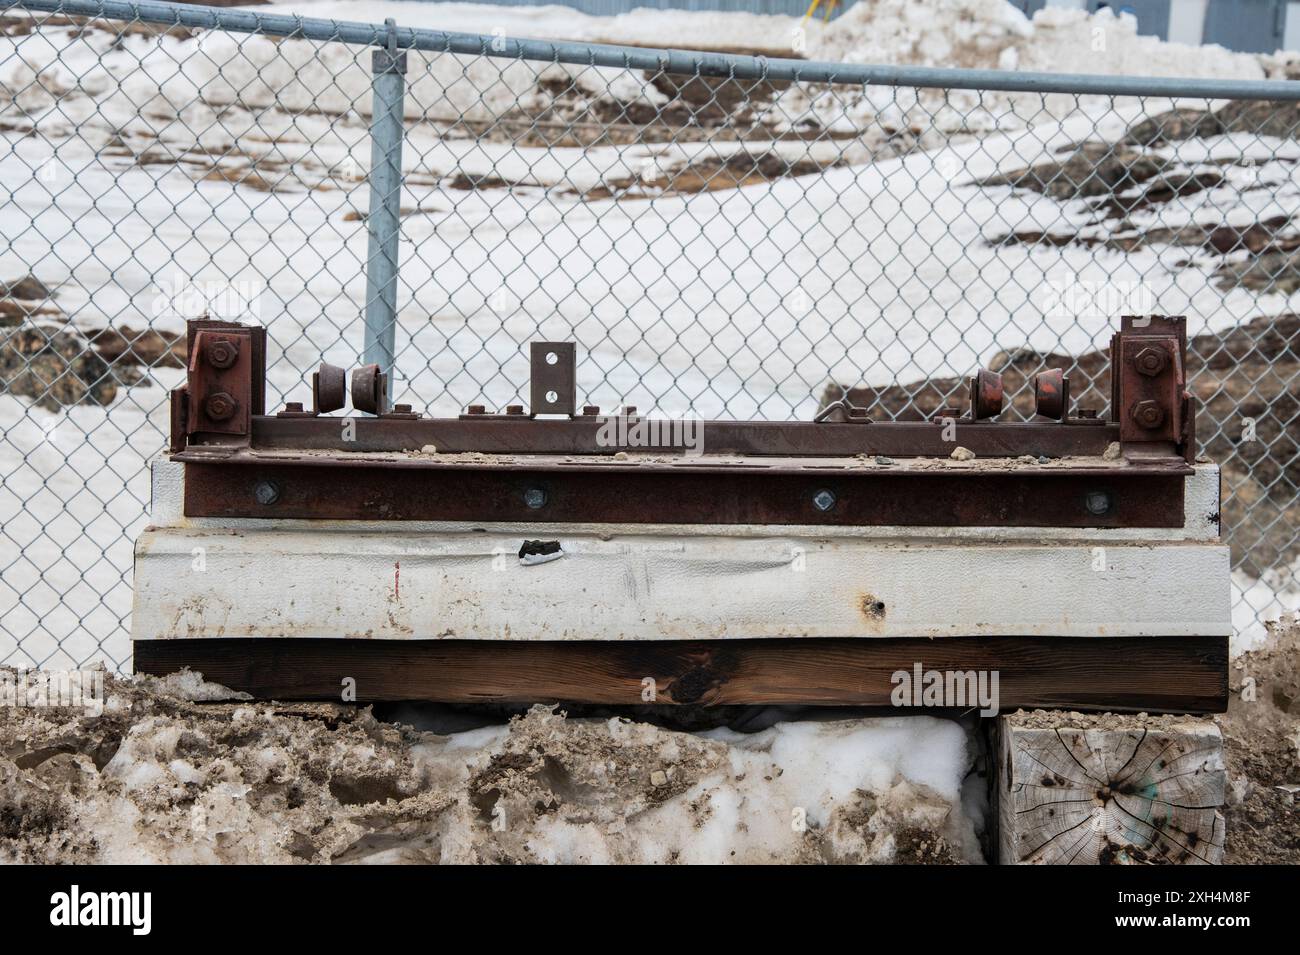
<box><xmin>859</xmin><ymin>593</ymin><xmax>887</xmax><ymax>623</ymax></box>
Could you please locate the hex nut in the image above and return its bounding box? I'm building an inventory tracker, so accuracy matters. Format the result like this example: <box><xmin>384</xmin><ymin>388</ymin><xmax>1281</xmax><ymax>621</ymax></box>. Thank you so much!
<box><xmin>1130</xmin><ymin>399</ymin><xmax>1165</xmax><ymax>430</ymax></box>
<box><xmin>204</xmin><ymin>392</ymin><xmax>238</xmax><ymax>421</ymax></box>
<box><xmin>206</xmin><ymin>338</ymin><xmax>239</xmax><ymax>370</ymax></box>
<box><xmin>1133</xmin><ymin>346</ymin><xmax>1168</xmax><ymax>377</ymax></box>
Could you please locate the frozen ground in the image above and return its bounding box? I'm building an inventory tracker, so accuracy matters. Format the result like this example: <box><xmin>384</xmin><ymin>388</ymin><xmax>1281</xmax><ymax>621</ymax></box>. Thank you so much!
<box><xmin>1</xmin><ymin>2</ymin><xmax>1299</xmax><ymax>668</ymax></box>
<box><xmin>0</xmin><ymin>671</ymin><xmax>984</xmax><ymax>863</ymax></box>
<box><xmin>2</xmin><ymin>614</ymin><xmax>1296</xmax><ymax>864</ymax></box>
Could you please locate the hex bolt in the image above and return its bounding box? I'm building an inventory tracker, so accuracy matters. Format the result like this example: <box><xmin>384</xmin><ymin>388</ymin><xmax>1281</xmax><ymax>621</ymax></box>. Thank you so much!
<box><xmin>204</xmin><ymin>391</ymin><xmax>238</xmax><ymax>421</ymax></box>
<box><xmin>582</xmin><ymin>405</ymin><xmax>601</xmax><ymax>416</ymax></box>
<box><xmin>812</xmin><ymin>488</ymin><xmax>837</xmax><ymax>512</ymax></box>
<box><xmin>506</xmin><ymin>405</ymin><xmax>525</xmax><ymax>415</ymax></box>
<box><xmin>205</xmin><ymin>338</ymin><xmax>239</xmax><ymax>369</ymax></box>
<box><xmin>467</xmin><ymin>404</ymin><xmax>487</xmax><ymax>415</ymax></box>
<box><xmin>523</xmin><ymin>487</ymin><xmax>547</xmax><ymax>509</ymax></box>
<box><xmin>1130</xmin><ymin>399</ymin><xmax>1166</xmax><ymax>430</ymax></box>
<box><xmin>1084</xmin><ymin>491</ymin><xmax>1112</xmax><ymax>516</ymax></box>
<box><xmin>1133</xmin><ymin>346</ymin><xmax>1168</xmax><ymax>377</ymax></box>
<box><xmin>254</xmin><ymin>480</ymin><xmax>280</xmax><ymax>506</ymax></box>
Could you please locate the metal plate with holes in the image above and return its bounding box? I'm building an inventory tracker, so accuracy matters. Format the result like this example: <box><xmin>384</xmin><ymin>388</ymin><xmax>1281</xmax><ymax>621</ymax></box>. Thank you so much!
<box><xmin>181</xmin><ymin>461</ymin><xmax>1185</xmax><ymax>527</ymax></box>
<box><xmin>530</xmin><ymin>342</ymin><xmax>576</xmax><ymax>417</ymax></box>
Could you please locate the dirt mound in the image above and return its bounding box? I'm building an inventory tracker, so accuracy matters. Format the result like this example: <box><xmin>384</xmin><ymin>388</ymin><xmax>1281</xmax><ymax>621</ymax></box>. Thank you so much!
<box><xmin>1218</xmin><ymin>616</ymin><xmax>1300</xmax><ymax>864</ymax></box>
<box><xmin>976</xmin><ymin>108</ymin><xmax>1300</xmax><ymax>285</ymax></box>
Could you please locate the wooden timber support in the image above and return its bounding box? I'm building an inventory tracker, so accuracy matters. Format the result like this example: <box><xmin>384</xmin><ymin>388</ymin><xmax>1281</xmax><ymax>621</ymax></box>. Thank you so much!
<box><xmin>995</xmin><ymin>712</ymin><xmax>1226</xmax><ymax>865</ymax></box>
<box><xmin>133</xmin><ymin>635</ymin><xmax>1228</xmax><ymax>713</ymax></box>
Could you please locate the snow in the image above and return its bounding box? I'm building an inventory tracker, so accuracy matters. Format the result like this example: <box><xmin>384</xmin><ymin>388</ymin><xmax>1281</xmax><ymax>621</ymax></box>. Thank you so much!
<box><xmin>813</xmin><ymin>2</ymin><xmax>1262</xmax><ymax>80</ymax></box>
<box><xmin>1233</xmin><ymin>560</ymin><xmax>1300</xmax><ymax>657</ymax></box>
<box><xmin>0</xmin><ymin>674</ymin><xmax>985</xmax><ymax>863</ymax></box>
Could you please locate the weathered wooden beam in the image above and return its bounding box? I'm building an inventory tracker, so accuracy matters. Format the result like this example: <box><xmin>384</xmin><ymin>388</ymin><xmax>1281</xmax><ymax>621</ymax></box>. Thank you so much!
<box><xmin>133</xmin><ymin>635</ymin><xmax>1228</xmax><ymax>712</ymax></box>
<box><xmin>996</xmin><ymin>711</ymin><xmax>1226</xmax><ymax>864</ymax></box>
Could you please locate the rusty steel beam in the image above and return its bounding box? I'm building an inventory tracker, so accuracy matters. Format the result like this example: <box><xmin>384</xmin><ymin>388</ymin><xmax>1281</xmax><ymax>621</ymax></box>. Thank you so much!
<box><xmin>180</xmin><ymin>460</ymin><xmax>1186</xmax><ymax>526</ymax></box>
<box><xmin>228</xmin><ymin>415</ymin><xmax>1130</xmax><ymax>459</ymax></box>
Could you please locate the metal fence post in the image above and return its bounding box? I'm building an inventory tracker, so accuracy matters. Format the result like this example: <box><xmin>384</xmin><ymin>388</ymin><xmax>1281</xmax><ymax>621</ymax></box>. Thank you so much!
<box><xmin>363</xmin><ymin>19</ymin><xmax>406</xmax><ymax>376</ymax></box>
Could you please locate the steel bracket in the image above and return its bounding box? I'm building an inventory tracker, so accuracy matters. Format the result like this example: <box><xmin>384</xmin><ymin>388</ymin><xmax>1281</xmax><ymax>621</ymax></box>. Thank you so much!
<box><xmin>1112</xmin><ymin>315</ymin><xmax>1189</xmax><ymax>453</ymax></box>
<box><xmin>530</xmin><ymin>342</ymin><xmax>577</xmax><ymax>417</ymax></box>
<box><xmin>174</xmin><ymin>320</ymin><xmax>266</xmax><ymax>450</ymax></box>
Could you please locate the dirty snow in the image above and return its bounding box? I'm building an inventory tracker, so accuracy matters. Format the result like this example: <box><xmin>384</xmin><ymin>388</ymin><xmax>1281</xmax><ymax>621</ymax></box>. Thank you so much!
<box><xmin>0</xmin><ymin>671</ymin><xmax>984</xmax><ymax>863</ymax></box>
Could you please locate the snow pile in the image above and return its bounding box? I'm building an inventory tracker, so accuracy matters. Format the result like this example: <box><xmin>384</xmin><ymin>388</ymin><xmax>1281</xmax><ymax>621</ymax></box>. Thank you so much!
<box><xmin>0</xmin><ymin>673</ymin><xmax>984</xmax><ymax>864</ymax></box>
<box><xmin>798</xmin><ymin>4</ymin><xmax>1265</xmax><ymax>134</ymax></box>
<box><xmin>260</xmin><ymin>0</ymin><xmax>814</xmax><ymax>54</ymax></box>
<box><xmin>0</xmin><ymin>19</ymin><xmax>659</xmax><ymax>131</ymax></box>
<box><xmin>813</xmin><ymin>0</ymin><xmax>1032</xmax><ymax>71</ymax></box>
<box><xmin>1015</xmin><ymin>7</ymin><xmax>1263</xmax><ymax>80</ymax></box>
<box><xmin>813</xmin><ymin>2</ymin><xmax>1263</xmax><ymax>81</ymax></box>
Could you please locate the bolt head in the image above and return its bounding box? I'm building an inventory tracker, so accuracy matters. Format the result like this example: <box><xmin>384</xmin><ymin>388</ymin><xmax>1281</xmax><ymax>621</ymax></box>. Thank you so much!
<box><xmin>1133</xmin><ymin>346</ymin><xmax>1168</xmax><ymax>377</ymax></box>
<box><xmin>1085</xmin><ymin>491</ymin><xmax>1112</xmax><ymax>516</ymax></box>
<box><xmin>812</xmin><ymin>488</ymin><xmax>837</xmax><ymax>512</ymax></box>
<box><xmin>205</xmin><ymin>338</ymin><xmax>239</xmax><ymax>369</ymax></box>
<box><xmin>254</xmin><ymin>480</ymin><xmax>280</xmax><ymax>506</ymax></box>
<box><xmin>204</xmin><ymin>392</ymin><xmax>238</xmax><ymax>421</ymax></box>
<box><xmin>1130</xmin><ymin>399</ymin><xmax>1165</xmax><ymax>429</ymax></box>
<box><xmin>523</xmin><ymin>487</ymin><xmax>547</xmax><ymax>509</ymax></box>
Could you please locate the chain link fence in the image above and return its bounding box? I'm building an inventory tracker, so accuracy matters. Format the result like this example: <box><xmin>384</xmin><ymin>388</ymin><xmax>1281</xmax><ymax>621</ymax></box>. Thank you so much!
<box><xmin>3</xmin><ymin>0</ymin><xmax>1300</xmax><ymax>670</ymax></box>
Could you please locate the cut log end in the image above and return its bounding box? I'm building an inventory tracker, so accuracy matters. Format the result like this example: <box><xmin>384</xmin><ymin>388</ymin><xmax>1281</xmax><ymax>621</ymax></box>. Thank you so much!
<box><xmin>998</xmin><ymin>714</ymin><xmax>1225</xmax><ymax>865</ymax></box>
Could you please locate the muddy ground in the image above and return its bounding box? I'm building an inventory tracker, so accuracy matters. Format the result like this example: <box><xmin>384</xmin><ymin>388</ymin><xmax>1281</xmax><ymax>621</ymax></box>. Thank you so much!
<box><xmin>1221</xmin><ymin>616</ymin><xmax>1300</xmax><ymax>863</ymax></box>
<box><xmin>2</xmin><ymin>618</ymin><xmax>1296</xmax><ymax>864</ymax></box>
<box><xmin>0</xmin><ymin>672</ymin><xmax>982</xmax><ymax>864</ymax></box>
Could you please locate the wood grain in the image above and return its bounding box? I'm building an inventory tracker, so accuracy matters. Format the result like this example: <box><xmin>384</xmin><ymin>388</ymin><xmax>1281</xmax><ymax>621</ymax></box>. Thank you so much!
<box><xmin>997</xmin><ymin>718</ymin><xmax>1226</xmax><ymax>864</ymax></box>
<box><xmin>134</xmin><ymin>635</ymin><xmax>1227</xmax><ymax>713</ymax></box>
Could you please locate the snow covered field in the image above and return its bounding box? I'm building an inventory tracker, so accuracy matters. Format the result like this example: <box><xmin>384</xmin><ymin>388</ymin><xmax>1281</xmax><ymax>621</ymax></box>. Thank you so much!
<box><xmin>2</xmin><ymin>1</ymin><xmax>1299</xmax><ymax>668</ymax></box>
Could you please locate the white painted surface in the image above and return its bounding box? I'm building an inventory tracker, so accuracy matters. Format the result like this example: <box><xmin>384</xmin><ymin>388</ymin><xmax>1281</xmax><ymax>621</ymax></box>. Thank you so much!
<box><xmin>132</xmin><ymin>526</ymin><xmax>1230</xmax><ymax>641</ymax></box>
<box><xmin>1167</xmin><ymin>0</ymin><xmax>1209</xmax><ymax>47</ymax></box>
<box><xmin>147</xmin><ymin>457</ymin><xmax>1223</xmax><ymax>542</ymax></box>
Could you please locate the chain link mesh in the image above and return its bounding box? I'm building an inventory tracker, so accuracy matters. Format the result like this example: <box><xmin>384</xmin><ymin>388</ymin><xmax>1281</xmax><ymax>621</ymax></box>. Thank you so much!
<box><xmin>2</xmin><ymin>3</ymin><xmax>1297</xmax><ymax>670</ymax></box>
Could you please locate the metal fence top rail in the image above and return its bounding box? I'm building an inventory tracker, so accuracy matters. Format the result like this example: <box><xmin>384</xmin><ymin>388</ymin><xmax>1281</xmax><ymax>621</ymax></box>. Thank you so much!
<box><xmin>10</xmin><ymin>0</ymin><xmax>1300</xmax><ymax>101</ymax></box>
